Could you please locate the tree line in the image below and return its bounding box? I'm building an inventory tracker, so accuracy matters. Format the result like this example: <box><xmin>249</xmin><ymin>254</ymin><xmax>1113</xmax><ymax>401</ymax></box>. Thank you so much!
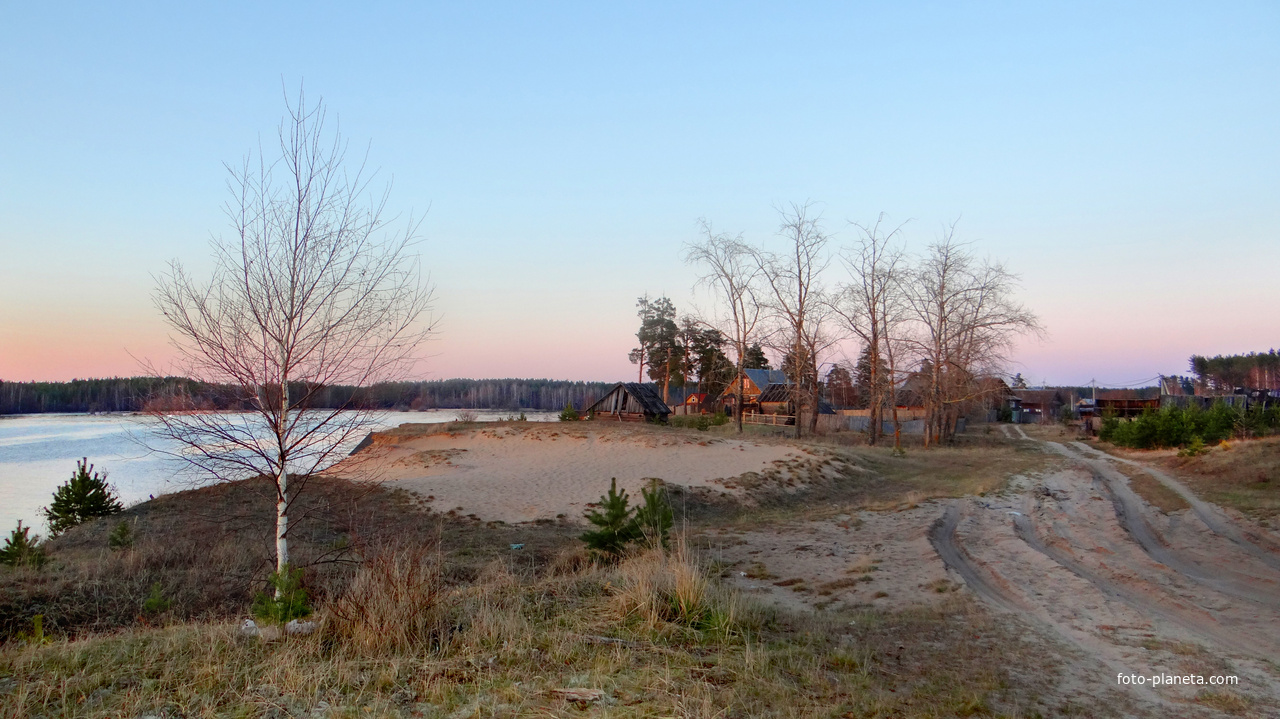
<box><xmin>1190</xmin><ymin>351</ymin><xmax>1280</xmax><ymax>393</ymax></box>
<box><xmin>0</xmin><ymin>377</ymin><xmax>618</xmax><ymax>414</ymax></box>
<box><xmin>650</xmin><ymin>203</ymin><xmax>1039</xmax><ymax>447</ymax></box>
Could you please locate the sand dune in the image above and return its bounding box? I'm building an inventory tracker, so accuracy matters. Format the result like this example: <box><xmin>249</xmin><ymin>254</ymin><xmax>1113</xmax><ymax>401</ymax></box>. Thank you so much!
<box><xmin>339</xmin><ymin>422</ymin><xmax>811</xmax><ymax>523</ymax></box>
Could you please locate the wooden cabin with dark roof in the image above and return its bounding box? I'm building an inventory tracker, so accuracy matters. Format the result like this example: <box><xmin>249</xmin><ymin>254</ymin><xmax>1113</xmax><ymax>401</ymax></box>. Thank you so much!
<box><xmin>585</xmin><ymin>383</ymin><xmax>672</xmax><ymax>422</ymax></box>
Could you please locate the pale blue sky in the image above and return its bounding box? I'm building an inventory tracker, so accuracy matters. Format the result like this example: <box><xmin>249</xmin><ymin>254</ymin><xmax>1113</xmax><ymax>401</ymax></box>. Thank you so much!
<box><xmin>2</xmin><ymin>2</ymin><xmax>1277</xmax><ymax>384</ymax></box>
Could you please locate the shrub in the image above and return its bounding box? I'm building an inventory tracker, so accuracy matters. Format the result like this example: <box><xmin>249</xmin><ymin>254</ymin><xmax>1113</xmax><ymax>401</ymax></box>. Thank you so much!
<box><xmin>580</xmin><ymin>478</ymin><xmax>640</xmax><ymax>557</ymax></box>
<box><xmin>559</xmin><ymin>403</ymin><xmax>580</xmax><ymax>422</ymax></box>
<box><xmin>251</xmin><ymin>565</ymin><xmax>312</xmax><ymax>625</ymax></box>
<box><xmin>0</xmin><ymin>522</ymin><xmax>47</xmax><ymax>568</ymax></box>
<box><xmin>42</xmin><ymin>458</ymin><xmax>123</xmax><ymax>536</ymax></box>
<box><xmin>1178</xmin><ymin>436</ymin><xmax>1208</xmax><ymax>458</ymax></box>
<box><xmin>107</xmin><ymin>520</ymin><xmax>134</xmax><ymax>550</ymax></box>
<box><xmin>455</xmin><ymin>409</ymin><xmax>478</xmax><ymax>423</ymax></box>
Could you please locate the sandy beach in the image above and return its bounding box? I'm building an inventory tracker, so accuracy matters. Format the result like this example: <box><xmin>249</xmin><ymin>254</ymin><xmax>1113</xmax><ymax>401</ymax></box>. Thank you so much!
<box><xmin>339</xmin><ymin>422</ymin><xmax>815</xmax><ymax>523</ymax></box>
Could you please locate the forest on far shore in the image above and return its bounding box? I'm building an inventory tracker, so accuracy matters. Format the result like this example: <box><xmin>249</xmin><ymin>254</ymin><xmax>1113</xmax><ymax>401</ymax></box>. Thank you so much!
<box><xmin>0</xmin><ymin>377</ymin><xmax>618</xmax><ymax>415</ymax></box>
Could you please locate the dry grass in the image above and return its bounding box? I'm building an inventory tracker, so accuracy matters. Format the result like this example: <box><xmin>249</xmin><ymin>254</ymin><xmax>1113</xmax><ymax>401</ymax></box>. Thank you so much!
<box><xmin>0</xmin><ymin>476</ymin><xmax>578</xmax><ymax>642</ymax></box>
<box><xmin>1106</xmin><ymin>436</ymin><xmax>1280</xmax><ymax>520</ymax></box>
<box><xmin>0</xmin><ymin>542</ymin><xmax>1080</xmax><ymax>719</ymax></box>
<box><xmin>1111</xmin><ymin>464</ymin><xmax>1192</xmax><ymax>514</ymax></box>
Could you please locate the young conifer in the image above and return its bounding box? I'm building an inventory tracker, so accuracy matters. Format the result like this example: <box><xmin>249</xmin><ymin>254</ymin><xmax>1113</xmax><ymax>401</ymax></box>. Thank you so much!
<box><xmin>0</xmin><ymin>521</ymin><xmax>47</xmax><ymax>568</ymax></box>
<box><xmin>580</xmin><ymin>478</ymin><xmax>639</xmax><ymax>557</ymax></box>
<box><xmin>42</xmin><ymin>458</ymin><xmax>124</xmax><ymax>536</ymax></box>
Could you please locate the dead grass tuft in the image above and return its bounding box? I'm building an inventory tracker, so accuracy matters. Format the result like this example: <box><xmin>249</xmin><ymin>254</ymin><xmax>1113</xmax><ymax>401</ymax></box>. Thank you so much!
<box><xmin>322</xmin><ymin>544</ymin><xmax>451</xmax><ymax>654</ymax></box>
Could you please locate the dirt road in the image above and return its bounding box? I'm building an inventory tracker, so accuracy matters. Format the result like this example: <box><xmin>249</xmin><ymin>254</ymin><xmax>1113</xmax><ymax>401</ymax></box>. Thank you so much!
<box><xmin>712</xmin><ymin>431</ymin><xmax>1280</xmax><ymax>716</ymax></box>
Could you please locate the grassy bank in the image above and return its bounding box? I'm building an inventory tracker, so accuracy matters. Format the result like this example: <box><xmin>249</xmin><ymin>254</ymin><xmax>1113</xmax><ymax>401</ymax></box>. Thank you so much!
<box><xmin>2</xmin><ymin>542</ymin><xmax>1071</xmax><ymax>718</ymax></box>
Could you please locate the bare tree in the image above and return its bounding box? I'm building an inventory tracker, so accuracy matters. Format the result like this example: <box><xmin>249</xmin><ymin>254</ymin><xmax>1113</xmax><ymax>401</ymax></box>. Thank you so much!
<box><xmin>755</xmin><ymin>202</ymin><xmax>831</xmax><ymax>438</ymax></box>
<box><xmin>833</xmin><ymin>213</ymin><xmax>908</xmax><ymax>445</ymax></box>
<box><xmin>685</xmin><ymin>220</ymin><xmax>763</xmax><ymax>433</ymax></box>
<box><xmin>902</xmin><ymin>223</ymin><xmax>1038</xmax><ymax>447</ymax></box>
<box><xmin>151</xmin><ymin>88</ymin><xmax>434</xmax><ymax>576</ymax></box>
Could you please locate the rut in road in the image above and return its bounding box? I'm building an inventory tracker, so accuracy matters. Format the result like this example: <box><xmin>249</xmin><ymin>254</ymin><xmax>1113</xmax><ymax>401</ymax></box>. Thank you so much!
<box><xmin>928</xmin><ymin>502</ymin><xmax>1027</xmax><ymax>614</ymax></box>
<box><xmin>1069</xmin><ymin>441</ymin><xmax>1280</xmax><ymax>572</ymax></box>
<box><xmin>1044</xmin><ymin>440</ymin><xmax>1280</xmax><ymax>609</ymax></box>
<box><xmin>1009</xmin><ymin>511</ymin><xmax>1274</xmax><ymax>657</ymax></box>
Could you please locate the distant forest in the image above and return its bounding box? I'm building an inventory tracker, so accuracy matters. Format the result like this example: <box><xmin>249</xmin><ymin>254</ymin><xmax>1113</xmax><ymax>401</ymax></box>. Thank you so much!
<box><xmin>0</xmin><ymin>377</ymin><xmax>620</xmax><ymax>415</ymax></box>
<box><xmin>1190</xmin><ymin>351</ymin><xmax>1280</xmax><ymax>392</ymax></box>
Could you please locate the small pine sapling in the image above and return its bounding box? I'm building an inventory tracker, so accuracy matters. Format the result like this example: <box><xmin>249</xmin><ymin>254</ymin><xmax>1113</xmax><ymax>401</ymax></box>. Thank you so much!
<box><xmin>580</xmin><ymin>478</ymin><xmax>639</xmax><ymax>558</ymax></box>
<box><xmin>252</xmin><ymin>565</ymin><xmax>312</xmax><ymax>625</ymax></box>
<box><xmin>42</xmin><ymin>458</ymin><xmax>124</xmax><ymax>536</ymax></box>
<box><xmin>559</xmin><ymin>403</ymin><xmax>580</xmax><ymax>422</ymax></box>
<box><xmin>0</xmin><ymin>521</ymin><xmax>47</xmax><ymax>568</ymax></box>
<box><xmin>634</xmin><ymin>480</ymin><xmax>674</xmax><ymax>548</ymax></box>
<box><xmin>108</xmin><ymin>520</ymin><xmax>134</xmax><ymax>550</ymax></box>
<box><xmin>142</xmin><ymin>582</ymin><xmax>172</xmax><ymax>616</ymax></box>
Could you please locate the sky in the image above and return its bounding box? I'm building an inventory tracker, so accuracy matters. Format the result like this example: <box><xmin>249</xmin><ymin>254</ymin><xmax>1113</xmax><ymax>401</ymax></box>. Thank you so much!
<box><xmin>1</xmin><ymin>2</ymin><xmax>1277</xmax><ymax>387</ymax></box>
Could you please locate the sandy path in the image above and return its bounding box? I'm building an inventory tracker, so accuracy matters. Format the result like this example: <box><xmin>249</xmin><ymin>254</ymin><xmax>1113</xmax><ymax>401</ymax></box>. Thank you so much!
<box><xmin>1071</xmin><ymin>441</ymin><xmax>1280</xmax><ymax>571</ymax></box>
<box><xmin>714</xmin><ymin>433</ymin><xmax>1280</xmax><ymax>714</ymax></box>
<box><xmin>1047</xmin><ymin>441</ymin><xmax>1280</xmax><ymax>610</ymax></box>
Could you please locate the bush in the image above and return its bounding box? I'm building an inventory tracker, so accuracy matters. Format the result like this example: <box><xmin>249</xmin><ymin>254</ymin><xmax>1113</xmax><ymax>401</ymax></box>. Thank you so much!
<box><xmin>251</xmin><ymin>565</ymin><xmax>312</xmax><ymax>625</ymax></box>
<box><xmin>0</xmin><ymin>522</ymin><xmax>47</xmax><ymax>568</ymax></box>
<box><xmin>43</xmin><ymin>458</ymin><xmax>123</xmax><ymax>536</ymax></box>
<box><xmin>559</xmin><ymin>403</ymin><xmax>580</xmax><ymax>422</ymax></box>
<box><xmin>581</xmin><ymin>478</ymin><xmax>675</xmax><ymax>557</ymax></box>
<box><xmin>1178</xmin><ymin>436</ymin><xmax>1208</xmax><ymax>458</ymax></box>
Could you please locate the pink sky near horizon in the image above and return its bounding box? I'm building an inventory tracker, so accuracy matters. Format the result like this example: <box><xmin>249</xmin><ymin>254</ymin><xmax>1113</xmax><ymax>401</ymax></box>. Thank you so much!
<box><xmin>4</xmin><ymin>285</ymin><xmax>1276</xmax><ymax>387</ymax></box>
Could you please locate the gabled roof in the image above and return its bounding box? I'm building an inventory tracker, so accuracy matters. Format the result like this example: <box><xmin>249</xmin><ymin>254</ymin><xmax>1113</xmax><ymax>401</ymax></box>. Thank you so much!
<box><xmin>757</xmin><ymin>384</ymin><xmax>794</xmax><ymax>403</ymax></box>
<box><xmin>744</xmin><ymin>369</ymin><xmax>788</xmax><ymax>390</ymax></box>
<box><xmin>587</xmin><ymin>382</ymin><xmax>671</xmax><ymax>416</ymax></box>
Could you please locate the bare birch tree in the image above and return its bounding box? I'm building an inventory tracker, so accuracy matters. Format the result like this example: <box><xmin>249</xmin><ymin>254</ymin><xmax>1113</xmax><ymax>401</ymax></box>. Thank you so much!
<box><xmin>902</xmin><ymin>223</ymin><xmax>1038</xmax><ymax>447</ymax></box>
<box><xmin>833</xmin><ymin>213</ymin><xmax>908</xmax><ymax>445</ymax></box>
<box><xmin>685</xmin><ymin>220</ymin><xmax>763</xmax><ymax>433</ymax></box>
<box><xmin>755</xmin><ymin>202</ymin><xmax>830</xmax><ymax>438</ymax></box>
<box><xmin>150</xmin><ymin>89</ymin><xmax>434</xmax><ymax>576</ymax></box>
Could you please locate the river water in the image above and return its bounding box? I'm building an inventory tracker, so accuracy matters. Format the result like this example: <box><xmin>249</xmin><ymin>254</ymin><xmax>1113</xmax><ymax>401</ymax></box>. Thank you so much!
<box><xmin>0</xmin><ymin>409</ymin><xmax>557</xmax><ymax>536</ymax></box>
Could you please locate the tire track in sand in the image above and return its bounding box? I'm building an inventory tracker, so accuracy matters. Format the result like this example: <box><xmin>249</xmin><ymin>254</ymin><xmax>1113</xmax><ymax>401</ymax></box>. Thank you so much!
<box><xmin>1045</xmin><ymin>441</ymin><xmax>1280</xmax><ymax>610</ymax></box>
<box><xmin>1070</xmin><ymin>441</ymin><xmax>1280</xmax><ymax>573</ymax></box>
<box><xmin>1009</xmin><ymin>511</ymin><xmax>1274</xmax><ymax>657</ymax></box>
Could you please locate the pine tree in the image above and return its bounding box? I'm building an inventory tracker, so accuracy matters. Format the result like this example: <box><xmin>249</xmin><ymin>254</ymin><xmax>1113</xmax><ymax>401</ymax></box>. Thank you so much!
<box><xmin>0</xmin><ymin>521</ymin><xmax>47</xmax><ymax>568</ymax></box>
<box><xmin>634</xmin><ymin>481</ymin><xmax>674</xmax><ymax>548</ymax></box>
<box><xmin>742</xmin><ymin>344</ymin><xmax>770</xmax><ymax>370</ymax></box>
<box><xmin>42</xmin><ymin>458</ymin><xmax>124</xmax><ymax>536</ymax></box>
<box><xmin>580</xmin><ymin>478</ymin><xmax>640</xmax><ymax>558</ymax></box>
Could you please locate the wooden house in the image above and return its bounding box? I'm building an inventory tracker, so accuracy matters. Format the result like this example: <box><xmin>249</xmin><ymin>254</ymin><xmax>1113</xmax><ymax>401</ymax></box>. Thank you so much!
<box><xmin>682</xmin><ymin>393</ymin><xmax>709</xmax><ymax>414</ymax></box>
<box><xmin>585</xmin><ymin>383</ymin><xmax>671</xmax><ymax>422</ymax></box>
<box><xmin>1095</xmin><ymin>389</ymin><xmax>1160</xmax><ymax>418</ymax></box>
<box><xmin>1015</xmin><ymin>389</ymin><xmax>1067</xmax><ymax>423</ymax></box>
<box><xmin>717</xmin><ymin>369</ymin><xmax>788</xmax><ymax>414</ymax></box>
